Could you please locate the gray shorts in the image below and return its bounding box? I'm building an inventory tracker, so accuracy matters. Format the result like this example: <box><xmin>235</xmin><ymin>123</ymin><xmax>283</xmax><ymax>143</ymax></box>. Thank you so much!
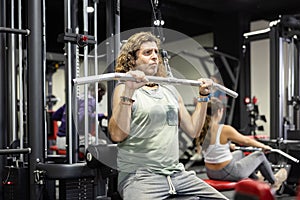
<box><xmin>118</xmin><ymin>168</ymin><xmax>228</xmax><ymax>200</ymax></box>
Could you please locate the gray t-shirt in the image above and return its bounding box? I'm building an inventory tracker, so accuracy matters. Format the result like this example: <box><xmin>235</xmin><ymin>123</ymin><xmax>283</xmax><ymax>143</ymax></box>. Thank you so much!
<box><xmin>117</xmin><ymin>85</ymin><xmax>185</xmax><ymax>182</ymax></box>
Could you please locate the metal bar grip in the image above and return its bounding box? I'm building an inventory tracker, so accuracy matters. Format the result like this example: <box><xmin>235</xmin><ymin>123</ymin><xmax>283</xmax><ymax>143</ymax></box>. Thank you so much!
<box><xmin>73</xmin><ymin>73</ymin><xmax>239</xmax><ymax>98</ymax></box>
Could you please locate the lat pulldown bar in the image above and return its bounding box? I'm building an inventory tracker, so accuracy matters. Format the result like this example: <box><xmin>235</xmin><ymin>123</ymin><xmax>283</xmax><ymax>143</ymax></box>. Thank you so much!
<box><xmin>73</xmin><ymin>73</ymin><xmax>239</xmax><ymax>98</ymax></box>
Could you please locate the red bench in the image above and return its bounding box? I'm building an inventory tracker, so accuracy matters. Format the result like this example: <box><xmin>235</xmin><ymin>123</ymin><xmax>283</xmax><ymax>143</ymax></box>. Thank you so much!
<box><xmin>203</xmin><ymin>179</ymin><xmax>238</xmax><ymax>191</ymax></box>
<box><xmin>204</xmin><ymin>178</ymin><xmax>275</xmax><ymax>200</ymax></box>
<box><xmin>234</xmin><ymin>178</ymin><xmax>275</xmax><ymax>200</ymax></box>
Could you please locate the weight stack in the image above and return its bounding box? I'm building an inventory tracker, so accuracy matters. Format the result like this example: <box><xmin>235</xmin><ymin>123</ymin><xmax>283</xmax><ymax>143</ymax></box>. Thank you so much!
<box><xmin>59</xmin><ymin>177</ymin><xmax>95</xmax><ymax>199</ymax></box>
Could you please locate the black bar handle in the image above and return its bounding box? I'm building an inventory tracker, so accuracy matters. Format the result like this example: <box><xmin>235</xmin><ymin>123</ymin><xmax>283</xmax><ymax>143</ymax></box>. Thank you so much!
<box><xmin>0</xmin><ymin>148</ymin><xmax>31</xmax><ymax>155</ymax></box>
<box><xmin>0</xmin><ymin>27</ymin><xmax>30</xmax><ymax>36</ymax></box>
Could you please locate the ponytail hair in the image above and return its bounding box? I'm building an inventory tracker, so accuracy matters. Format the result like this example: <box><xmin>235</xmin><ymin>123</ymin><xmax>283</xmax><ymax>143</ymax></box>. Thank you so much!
<box><xmin>196</xmin><ymin>97</ymin><xmax>224</xmax><ymax>146</ymax></box>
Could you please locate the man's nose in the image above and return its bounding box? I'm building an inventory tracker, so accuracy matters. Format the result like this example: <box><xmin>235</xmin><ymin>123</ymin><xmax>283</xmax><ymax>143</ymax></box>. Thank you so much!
<box><xmin>151</xmin><ymin>51</ymin><xmax>158</xmax><ymax>59</ymax></box>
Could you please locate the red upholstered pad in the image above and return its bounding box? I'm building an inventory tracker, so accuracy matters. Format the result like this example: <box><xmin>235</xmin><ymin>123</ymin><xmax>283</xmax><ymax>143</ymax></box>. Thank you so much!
<box><xmin>235</xmin><ymin>178</ymin><xmax>275</xmax><ymax>200</ymax></box>
<box><xmin>203</xmin><ymin>179</ymin><xmax>237</xmax><ymax>191</ymax></box>
<box><xmin>50</xmin><ymin>145</ymin><xmax>84</xmax><ymax>159</ymax></box>
<box><xmin>49</xmin><ymin>145</ymin><xmax>59</xmax><ymax>151</ymax></box>
<box><xmin>57</xmin><ymin>149</ymin><xmax>67</xmax><ymax>155</ymax></box>
<box><xmin>50</xmin><ymin>145</ymin><xmax>67</xmax><ymax>154</ymax></box>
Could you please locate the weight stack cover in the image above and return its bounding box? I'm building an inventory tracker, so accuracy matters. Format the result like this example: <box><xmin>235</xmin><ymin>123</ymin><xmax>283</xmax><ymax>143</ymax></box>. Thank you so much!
<box><xmin>59</xmin><ymin>177</ymin><xmax>95</xmax><ymax>200</ymax></box>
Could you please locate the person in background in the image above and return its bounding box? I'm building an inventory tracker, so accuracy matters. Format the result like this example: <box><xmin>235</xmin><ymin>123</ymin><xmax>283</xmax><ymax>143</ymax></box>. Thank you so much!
<box><xmin>108</xmin><ymin>31</ymin><xmax>228</xmax><ymax>200</ymax></box>
<box><xmin>197</xmin><ymin>97</ymin><xmax>288</xmax><ymax>192</ymax></box>
<box><xmin>51</xmin><ymin>104</ymin><xmax>67</xmax><ymax>150</ymax></box>
<box><xmin>77</xmin><ymin>82</ymin><xmax>108</xmax><ymax>145</ymax></box>
<box><xmin>52</xmin><ymin>82</ymin><xmax>107</xmax><ymax>150</ymax></box>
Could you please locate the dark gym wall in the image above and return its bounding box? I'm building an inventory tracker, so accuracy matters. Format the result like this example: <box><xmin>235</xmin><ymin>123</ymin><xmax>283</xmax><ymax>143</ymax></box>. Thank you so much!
<box><xmin>213</xmin><ymin>13</ymin><xmax>251</xmax><ymax>131</ymax></box>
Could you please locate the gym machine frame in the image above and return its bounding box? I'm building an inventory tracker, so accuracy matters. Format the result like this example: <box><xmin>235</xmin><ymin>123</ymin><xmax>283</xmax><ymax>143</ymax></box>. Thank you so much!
<box><xmin>243</xmin><ymin>15</ymin><xmax>300</xmax><ymax>191</ymax></box>
<box><xmin>37</xmin><ymin>0</ymin><xmax>122</xmax><ymax>199</ymax></box>
<box><xmin>0</xmin><ymin>0</ymin><xmax>32</xmax><ymax>199</ymax></box>
<box><xmin>243</xmin><ymin>15</ymin><xmax>300</xmax><ymax>140</ymax></box>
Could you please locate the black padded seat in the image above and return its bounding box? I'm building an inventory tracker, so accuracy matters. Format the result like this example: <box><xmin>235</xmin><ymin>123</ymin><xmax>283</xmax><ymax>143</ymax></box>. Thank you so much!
<box><xmin>37</xmin><ymin>162</ymin><xmax>96</xmax><ymax>179</ymax></box>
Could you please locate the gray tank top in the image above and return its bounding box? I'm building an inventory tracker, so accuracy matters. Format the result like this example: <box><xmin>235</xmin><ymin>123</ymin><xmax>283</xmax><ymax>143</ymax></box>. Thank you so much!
<box><xmin>117</xmin><ymin>85</ymin><xmax>185</xmax><ymax>182</ymax></box>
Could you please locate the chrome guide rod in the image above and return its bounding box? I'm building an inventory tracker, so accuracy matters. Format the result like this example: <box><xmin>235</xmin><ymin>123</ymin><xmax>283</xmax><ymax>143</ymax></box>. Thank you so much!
<box><xmin>94</xmin><ymin>1</ymin><xmax>99</xmax><ymax>144</ymax></box>
<box><xmin>83</xmin><ymin>0</ymin><xmax>89</xmax><ymax>152</ymax></box>
<box><xmin>18</xmin><ymin>0</ymin><xmax>24</xmax><ymax>162</ymax></box>
<box><xmin>11</xmin><ymin>0</ymin><xmax>17</xmax><ymax>142</ymax></box>
<box><xmin>73</xmin><ymin>73</ymin><xmax>239</xmax><ymax>98</ymax></box>
<box><xmin>65</xmin><ymin>0</ymin><xmax>73</xmax><ymax>163</ymax></box>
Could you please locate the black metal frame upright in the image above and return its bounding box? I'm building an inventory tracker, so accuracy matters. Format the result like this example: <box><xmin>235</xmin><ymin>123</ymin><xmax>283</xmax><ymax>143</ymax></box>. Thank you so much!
<box><xmin>106</xmin><ymin>0</ymin><xmax>120</xmax><ymax>120</ymax></box>
<box><xmin>64</xmin><ymin>0</ymin><xmax>78</xmax><ymax>164</ymax></box>
<box><xmin>269</xmin><ymin>25</ymin><xmax>282</xmax><ymax>139</ymax></box>
<box><xmin>27</xmin><ymin>0</ymin><xmax>45</xmax><ymax>199</ymax></box>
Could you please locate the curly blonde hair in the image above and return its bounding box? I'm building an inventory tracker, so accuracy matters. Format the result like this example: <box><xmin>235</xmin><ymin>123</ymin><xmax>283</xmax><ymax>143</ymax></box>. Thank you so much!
<box><xmin>115</xmin><ymin>32</ymin><xmax>167</xmax><ymax>77</ymax></box>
